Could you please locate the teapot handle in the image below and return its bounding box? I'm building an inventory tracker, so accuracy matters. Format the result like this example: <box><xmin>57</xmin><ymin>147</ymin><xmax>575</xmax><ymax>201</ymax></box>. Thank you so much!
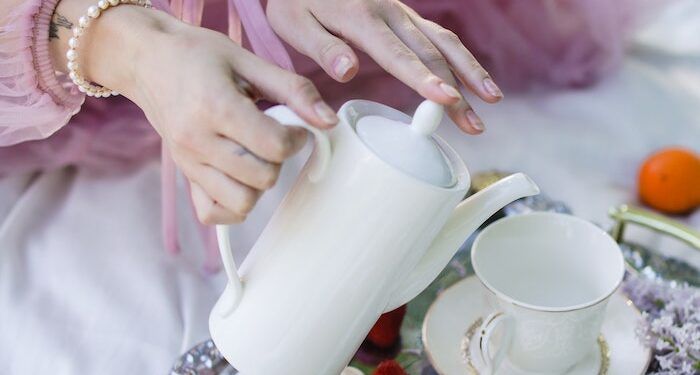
<box><xmin>214</xmin><ymin>105</ymin><xmax>332</xmax><ymax>317</ymax></box>
<box><xmin>263</xmin><ymin>105</ymin><xmax>332</xmax><ymax>182</ymax></box>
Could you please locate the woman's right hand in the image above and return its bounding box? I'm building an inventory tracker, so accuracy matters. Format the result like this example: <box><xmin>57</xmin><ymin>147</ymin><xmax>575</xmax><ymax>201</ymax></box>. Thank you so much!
<box><xmin>51</xmin><ymin>3</ymin><xmax>338</xmax><ymax>224</ymax></box>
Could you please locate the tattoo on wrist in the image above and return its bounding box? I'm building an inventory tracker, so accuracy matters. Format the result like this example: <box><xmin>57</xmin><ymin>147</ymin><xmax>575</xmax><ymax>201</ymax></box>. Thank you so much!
<box><xmin>49</xmin><ymin>12</ymin><xmax>73</xmax><ymax>40</ymax></box>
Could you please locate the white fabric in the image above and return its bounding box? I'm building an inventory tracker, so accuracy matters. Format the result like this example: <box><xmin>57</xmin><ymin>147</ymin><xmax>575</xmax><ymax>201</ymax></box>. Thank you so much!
<box><xmin>0</xmin><ymin>165</ymin><xmax>223</xmax><ymax>373</ymax></box>
<box><xmin>1</xmin><ymin>5</ymin><xmax>700</xmax><ymax>373</ymax></box>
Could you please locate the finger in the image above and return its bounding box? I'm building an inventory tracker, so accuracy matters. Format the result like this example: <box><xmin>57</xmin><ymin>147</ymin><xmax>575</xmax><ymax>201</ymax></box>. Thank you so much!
<box><xmin>399</xmin><ymin>4</ymin><xmax>503</xmax><ymax>103</ymax></box>
<box><xmin>186</xmin><ymin>163</ymin><xmax>261</xmax><ymax>218</ymax></box>
<box><xmin>205</xmin><ymin>135</ymin><xmax>282</xmax><ymax>190</ymax></box>
<box><xmin>385</xmin><ymin>12</ymin><xmax>484</xmax><ymax>134</ymax></box>
<box><xmin>441</xmin><ymin>100</ymin><xmax>484</xmax><ymax>135</ymax></box>
<box><xmin>205</xmin><ymin>89</ymin><xmax>308</xmax><ymax>163</ymax></box>
<box><xmin>274</xmin><ymin>10</ymin><xmax>359</xmax><ymax>82</ymax></box>
<box><xmin>189</xmin><ymin>181</ymin><xmax>245</xmax><ymax>225</ymax></box>
<box><xmin>340</xmin><ymin>17</ymin><xmax>461</xmax><ymax>105</ymax></box>
<box><xmin>231</xmin><ymin>48</ymin><xmax>338</xmax><ymax>129</ymax></box>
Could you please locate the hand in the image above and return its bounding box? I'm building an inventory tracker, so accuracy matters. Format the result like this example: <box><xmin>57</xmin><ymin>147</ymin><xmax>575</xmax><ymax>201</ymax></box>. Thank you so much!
<box><xmin>266</xmin><ymin>0</ymin><xmax>503</xmax><ymax>134</ymax></box>
<box><xmin>133</xmin><ymin>25</ymin><xmax>339</xmax><ymax>225</ymax></box>
<box><xmin>50</xmin><ymin>3</ymin><xmax>338</xmax><ymax>224</ymax></box>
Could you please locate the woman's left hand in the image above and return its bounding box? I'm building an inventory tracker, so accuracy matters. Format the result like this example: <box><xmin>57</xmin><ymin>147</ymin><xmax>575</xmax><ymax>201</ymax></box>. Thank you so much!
<box><xmin>266</xmin><ymin>0</ymin><xmax>504</xmax><ymax>134</ymax></box>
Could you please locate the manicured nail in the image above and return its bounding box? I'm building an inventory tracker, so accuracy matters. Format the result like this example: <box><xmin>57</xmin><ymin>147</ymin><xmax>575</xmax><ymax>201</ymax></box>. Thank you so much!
<box><xmin>439</xmin><ymin>82</ymin><xmax>462</xmax><ymax>99</ymax></box>
<box><xmin>333</xmin><ymin>55</ymin><xmax>353</xmax><ymax>79</ymax></box>
<box><xmin>314</xmin><ymin>101</ymin><xmax>338</xmax><ymax>125</ymax></box>
<box><xmin>483</xmin><ymin>77</ymin><xmax>503</xmax><ymax>98</ymax></box>
<box><xmin>465</xmin><ymin>109</ymin><xmax>484</xmax><ymax>132</ymax></box>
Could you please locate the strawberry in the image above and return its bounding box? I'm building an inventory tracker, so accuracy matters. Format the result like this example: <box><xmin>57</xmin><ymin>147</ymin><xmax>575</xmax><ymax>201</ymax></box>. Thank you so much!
<box><xmin>366</xmin><ymin>305</ymin><xmax>407</xmax><ymax>349</ymax></box>
<box><xmin>372</xmin><ymin>359</ymin><xmax>407</xmax><ymax>375</ymax></box>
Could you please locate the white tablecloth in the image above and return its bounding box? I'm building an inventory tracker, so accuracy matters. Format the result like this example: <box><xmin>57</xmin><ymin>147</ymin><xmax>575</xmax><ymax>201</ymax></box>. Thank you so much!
<box><xmin>1</xmin><ymin>4</ymin><xmax>699</xmax><ymax>374</ymax></box>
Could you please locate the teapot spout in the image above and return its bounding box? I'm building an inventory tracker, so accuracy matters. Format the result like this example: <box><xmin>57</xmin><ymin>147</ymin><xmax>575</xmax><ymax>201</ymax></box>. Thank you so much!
<box><xmin>384</xmin><ymin>173</ymin><xmax>540</xmax><ymax>311</ymax></box>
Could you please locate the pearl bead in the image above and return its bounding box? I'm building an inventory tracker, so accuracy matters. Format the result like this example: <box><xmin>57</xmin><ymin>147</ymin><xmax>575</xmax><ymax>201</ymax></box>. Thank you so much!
<box><xmin>66</xmin><ymin>0</ymin><xmax>151</xmax><ymax>99</ymax></box>
<box><xmin>87</xmin><ymin>6</ymin><xmax>100</xmax><ymax>18</ymax></box>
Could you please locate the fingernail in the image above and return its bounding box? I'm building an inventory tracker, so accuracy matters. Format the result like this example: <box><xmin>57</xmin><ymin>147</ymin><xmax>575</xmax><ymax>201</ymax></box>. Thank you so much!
<box><xmin>483</xmin><ymin>77</ymin><xmax>503</xmax><ymax>98</ymax></box>
<box><xmin>439</xmin><ymin>82</ymin><xmax>462</xmax><ymax>99</ymax></box>
<box><xmin>465</xmin><ymin>109</ymin><xmax>484</xmax><ymax>132</ymax></box>
<box><xmin>314</xmin><ymin>101</ymin><xmax>339</xmax><ymax>125</ymax></box>
<box><xmin>333</xmin><ymin>55</ymin><xmax>353</xmax><ymax>79</ymax></box>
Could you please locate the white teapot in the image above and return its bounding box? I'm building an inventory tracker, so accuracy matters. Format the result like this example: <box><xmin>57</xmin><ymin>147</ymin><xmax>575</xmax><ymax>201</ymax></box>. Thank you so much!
<box><xmin>210</xmin><ymin>100</ymin><xmax>539</xmax><ymax>375</ymax></box>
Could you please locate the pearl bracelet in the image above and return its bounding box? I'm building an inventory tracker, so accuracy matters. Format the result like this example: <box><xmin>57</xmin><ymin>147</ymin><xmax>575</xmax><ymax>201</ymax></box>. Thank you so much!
<box><xmin>66</xmin><ymin>0</ymin><xmax>152</xmax><ymax>97</ymax></box>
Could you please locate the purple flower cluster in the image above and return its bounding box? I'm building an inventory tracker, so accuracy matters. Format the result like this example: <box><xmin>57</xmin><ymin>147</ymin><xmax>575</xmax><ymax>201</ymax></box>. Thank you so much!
<box><xmin>623</xmin><ymin>274</ymin><xmax>700</xmax><ymax>374</ymax></box>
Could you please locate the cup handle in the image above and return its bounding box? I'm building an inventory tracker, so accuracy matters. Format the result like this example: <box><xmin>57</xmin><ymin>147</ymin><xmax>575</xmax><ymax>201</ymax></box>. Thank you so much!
<box><xmin>214</xmin><ymin>105</ymin><xmax>332</xmax><ymax>318</ymax></box>
<box><xmin>477</xmin><ymin>312</ymin><xmax>514</xmax><ymax>375</ymax></box>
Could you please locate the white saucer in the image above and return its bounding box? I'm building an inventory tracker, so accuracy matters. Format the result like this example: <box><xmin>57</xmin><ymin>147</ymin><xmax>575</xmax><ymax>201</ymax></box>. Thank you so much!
<box><xmin>422</xmin><ymin>276</ymin><xmax>651</xmax><ymax>375</ymax></box>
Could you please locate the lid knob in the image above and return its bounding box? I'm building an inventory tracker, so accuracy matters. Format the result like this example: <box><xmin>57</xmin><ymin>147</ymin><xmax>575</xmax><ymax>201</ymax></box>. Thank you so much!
<box><xmin>355</xmin><ymin>100</ymin><xmax>454</xmax><ymax>187</ymax></box>
<box><xmin>411</xmin><ymin>100</ymin><xmax>444</xmax><ymax>136</ymax></box>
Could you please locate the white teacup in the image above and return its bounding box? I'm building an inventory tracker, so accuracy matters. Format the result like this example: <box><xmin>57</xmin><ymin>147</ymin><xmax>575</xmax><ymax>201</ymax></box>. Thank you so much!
<box><xmin>471</xmin><ymin>212</ymin><xmax>625</xmax><ymax>374</ymax></box>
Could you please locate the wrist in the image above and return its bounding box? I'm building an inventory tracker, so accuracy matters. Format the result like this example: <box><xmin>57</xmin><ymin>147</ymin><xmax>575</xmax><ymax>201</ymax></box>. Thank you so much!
<box><xmin>51</xmin><ymin>0</ymin><xmax>179</xmax><ymax>98</ymax></box>
<box><xmin>78</xmin><ymin>5</ymin><xmax>173</xmax><ymax>96</ymax></box>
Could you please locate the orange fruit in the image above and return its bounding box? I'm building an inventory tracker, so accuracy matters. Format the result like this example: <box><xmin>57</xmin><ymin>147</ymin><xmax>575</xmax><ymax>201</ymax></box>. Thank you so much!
<box><xmin>638</xmin><ymin>147</ymin><xmax>700</xmax><ymax>214</ymax></box>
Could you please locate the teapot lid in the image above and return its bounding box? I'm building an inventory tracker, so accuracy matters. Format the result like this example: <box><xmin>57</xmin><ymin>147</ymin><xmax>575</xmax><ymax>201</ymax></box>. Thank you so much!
<box><xmin>356</xmin><ymin>100</ymin><xmax>454</xmax><ymax>187</ymax></box>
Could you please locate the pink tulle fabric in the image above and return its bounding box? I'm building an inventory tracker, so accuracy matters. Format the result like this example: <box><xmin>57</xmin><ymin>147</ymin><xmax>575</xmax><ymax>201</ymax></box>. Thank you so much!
<box><xmin>0</xmin><ymin>97</ymin><xmax>160</xmax><ymax>174</ymax></box>
<box><xmin>0</xmin><ymin>0</ymin><xmax>161</xmax><ymax>175</ymax></box>
<box><xmin>423</xmin><ymin>0</ymin><xmax>637</xmax><ymax>90</ymax></box>
<box><xmin>0</xmin><ymin>0</ymin><xmax>84</xmax><ymax>147</ymax></box>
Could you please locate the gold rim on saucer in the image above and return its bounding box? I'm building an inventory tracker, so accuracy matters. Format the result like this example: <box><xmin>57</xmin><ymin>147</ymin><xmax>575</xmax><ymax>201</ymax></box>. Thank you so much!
<box><xmin>459</xmin><ymin>318</ymin><xmax>610</xmax><ymax>375</ymax></box>
<box><xmin>421</xmin><ymin>276</ymin><xmax>652</xmax><ymax>375</ymax></box>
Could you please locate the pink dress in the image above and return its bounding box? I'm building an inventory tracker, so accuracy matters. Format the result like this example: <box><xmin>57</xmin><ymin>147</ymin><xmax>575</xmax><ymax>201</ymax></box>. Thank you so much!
<box><xmin>0</xmin><ymin>0</ymin><xmax>640</xmax><ymax>269</ymax></box>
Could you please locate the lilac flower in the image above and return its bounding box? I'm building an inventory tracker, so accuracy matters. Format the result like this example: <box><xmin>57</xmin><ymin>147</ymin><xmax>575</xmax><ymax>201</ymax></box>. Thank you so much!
<box><xmin>623</xmin><ymin>274</ymin><xmax>700</xmax><ymax>374</ymax></box>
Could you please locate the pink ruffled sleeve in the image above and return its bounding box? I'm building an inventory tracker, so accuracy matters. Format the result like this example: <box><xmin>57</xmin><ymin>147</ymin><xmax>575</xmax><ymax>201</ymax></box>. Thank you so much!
<box><xmin>0</xmin><ymin>0</ymin><xmax>85</xmax><ymax>147</ymax></box>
